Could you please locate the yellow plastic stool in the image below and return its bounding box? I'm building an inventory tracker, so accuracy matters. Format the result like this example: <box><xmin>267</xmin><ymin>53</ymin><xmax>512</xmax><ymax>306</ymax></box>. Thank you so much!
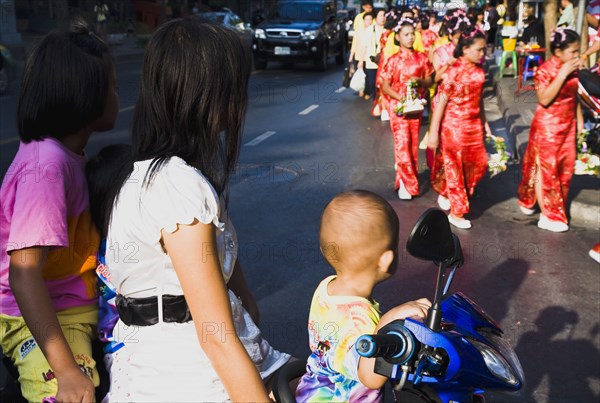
<box><xmin>499</xmin><ymin>50</ymin><xmax>518</xmax><ymax>78</ymax></box>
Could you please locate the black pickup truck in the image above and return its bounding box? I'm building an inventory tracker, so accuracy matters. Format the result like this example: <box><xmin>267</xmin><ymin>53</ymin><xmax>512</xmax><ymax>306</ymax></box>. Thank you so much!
<box><xmin>252</xmin><ymin>0</ymin><xmax>347</xmax><ymax>70</ymax></box>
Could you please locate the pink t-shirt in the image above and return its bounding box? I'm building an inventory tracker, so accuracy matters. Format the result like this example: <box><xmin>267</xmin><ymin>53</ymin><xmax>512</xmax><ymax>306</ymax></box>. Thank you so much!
<box><xmin>0</xmin><ymin>138</ymin><xmax>99</xmax><ymax>316</ymax></box>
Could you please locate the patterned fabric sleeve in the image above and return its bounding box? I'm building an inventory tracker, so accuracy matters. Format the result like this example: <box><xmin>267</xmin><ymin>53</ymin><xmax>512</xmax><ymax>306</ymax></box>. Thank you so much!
<box><xmin>329</xmin><ymin>302</ymin><xmax>379</xmax><ymax>381</ymax></box>
<box><xmin>534</xmin><ymin>61</ymin><xmax>553</xmax><ymax>91</ymax></box>
<box><xmin>380</xmin><ymin>54</ymin><xmax>396</xmax><ymax>82</ymax></box>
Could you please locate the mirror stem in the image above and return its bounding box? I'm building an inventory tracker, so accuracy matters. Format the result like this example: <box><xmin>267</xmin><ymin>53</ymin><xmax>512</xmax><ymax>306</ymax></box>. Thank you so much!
<box><xmin>426</xmin><ymin>261</ymin><xmax>446</xmax><ymax>331</ymax></box>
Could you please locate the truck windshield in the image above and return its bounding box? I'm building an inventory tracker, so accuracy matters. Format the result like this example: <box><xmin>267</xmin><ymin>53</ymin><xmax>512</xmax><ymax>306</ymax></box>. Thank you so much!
<box><xmin>272</xmin><ymin>2</ymin><xmax>323</xmax><ymax>21</ymax></box>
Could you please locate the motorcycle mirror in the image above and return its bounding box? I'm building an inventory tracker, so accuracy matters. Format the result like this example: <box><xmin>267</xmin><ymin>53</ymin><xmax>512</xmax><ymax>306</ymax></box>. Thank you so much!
<box><xmin>406</xmin><ymin>208</ymin><xmax>455</xmax><ymax>263</ymax></box>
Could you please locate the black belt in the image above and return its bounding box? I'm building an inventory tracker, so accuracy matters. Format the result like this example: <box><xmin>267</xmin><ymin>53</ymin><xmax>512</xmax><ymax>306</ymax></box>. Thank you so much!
<box><xmin>115</xmin><ymin>294</ymin><xmax>192</xmax><ymax>326</ymax></box>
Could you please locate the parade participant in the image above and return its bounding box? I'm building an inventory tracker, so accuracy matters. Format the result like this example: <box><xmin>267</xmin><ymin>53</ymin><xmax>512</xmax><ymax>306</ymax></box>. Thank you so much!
<box><xmin>432</xmin><ymin>9</ymin><xmax>471</xmax><ymax>83</ymax></box>
<box><xmin>375</xmin><ymin>8</ymin><xmax>400</xmax><ymax>120</ymax></box>
<box><xmin>295</xmin><ymin>190</ymin><xmax>431</xmax><ymax>402</ymax></box>
<box><xmin>350</xmin><ymin>12</ymin><xmax>374</xmax><ymax>98</ymax></box>
<box><xmin>350</xmin><ymin>0</ymin><xmax>374</xmax><ymax>69</ymax></box>
<box><xmin>358</xmin><ymin>8</ymin><xmax>385</xmax><ymax>104</ymax></box>
<box><xmin>0</xmin><ymin>19</ymin><xmax>118</xmax><ymax>402</ymax></box>
<box><xmin>381</xmin><ymin>17</ymin><xmax>434</xmax><ymax>200</ymax></box>
<box><xmin>428</xmin><ymin>27</ymin><xmax>491</xmax><ymax>229</ymax></box>
<box><xmin>420</xmin><ymin>12</ymin><xmax>439</xmax><ymax>53</ymax></box>
<box><xmin>103</xmin><ymin>18</ymin><xmax>290</xmax><ymax>401</ymax></box>
<box><xmin>518</xmin><ymin>28</ymin><xmax>583</xmax><ymax>232</ymax></box>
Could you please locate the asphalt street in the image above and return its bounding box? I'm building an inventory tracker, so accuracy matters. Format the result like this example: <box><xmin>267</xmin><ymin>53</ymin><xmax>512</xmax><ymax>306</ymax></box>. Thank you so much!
<box><xmin>0</xmin><ymin>58</ymin><xmax>598</xmax><ymax>402</ymax></box>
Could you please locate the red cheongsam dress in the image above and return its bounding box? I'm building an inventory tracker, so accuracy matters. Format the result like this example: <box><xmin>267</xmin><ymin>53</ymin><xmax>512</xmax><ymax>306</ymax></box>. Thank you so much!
<box><xmin>518</xmin><ymin>56</ymin><xmax>578</xmax><ymax>224</ymax></box>
<box><xmin>381</xmin><ymin>49</ymin><xmax>434</xmax><ymax>195</ymax></box>
<box><xmin>432</xmin><ymin>57</ymin><xmax>488</xmax><ymax>217</ymax></box>
<box><xmin>375</xmin><ymin>30</ymin><xmax>393</xmax><ymax>116</ymax></box>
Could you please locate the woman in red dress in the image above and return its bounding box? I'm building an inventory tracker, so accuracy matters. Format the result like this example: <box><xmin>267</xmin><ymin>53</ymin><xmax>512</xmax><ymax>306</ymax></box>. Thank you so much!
<box><xmin>427</xmin><ymin>27</ymin><xmax>491</xmax><ymax>229</ymax></box>
<box><xmin>517</xmin><ymin>28</ymin><xmax>583</xmax><ymax>232</ymax></box>
<box><xmin>381</xmin><ymin>17</ymin><xmax>434</xmax><ymax>200</ymax></box>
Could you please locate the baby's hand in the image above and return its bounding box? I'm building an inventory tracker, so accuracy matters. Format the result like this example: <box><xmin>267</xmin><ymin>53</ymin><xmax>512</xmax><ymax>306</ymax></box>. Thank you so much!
<box><xmin>380</xmin><ymin>298</ymin><xmax>432</xmax><ymax>326</ymax></box>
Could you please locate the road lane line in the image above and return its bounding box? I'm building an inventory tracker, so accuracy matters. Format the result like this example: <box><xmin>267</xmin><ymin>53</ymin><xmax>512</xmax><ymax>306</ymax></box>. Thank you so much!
<box><xmin>299</xmin><ymin>104</ymin><xmax>319</xmax><ymax>115</ymax></box>
<box><xmin>0</xmin><ymin>105</ymin><xmax>136</xmax><ymax>145</ymax></box>
<box><xmin>335</xmin><ymin>87</ymin><xmax>346</xmax><ymax>93</ymax></box>
<box><xmin>245</xmin><ymin>131</ymin><xmax>276</xmax><ymax>146</ymax></box>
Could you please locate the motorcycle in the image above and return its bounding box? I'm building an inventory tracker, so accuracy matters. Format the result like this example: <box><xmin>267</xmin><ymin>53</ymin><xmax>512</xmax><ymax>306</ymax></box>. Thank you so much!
<box><xmin>273</xmin><ymin>209</ymin><xmax>525</xmax><ymax>403</ymax></box>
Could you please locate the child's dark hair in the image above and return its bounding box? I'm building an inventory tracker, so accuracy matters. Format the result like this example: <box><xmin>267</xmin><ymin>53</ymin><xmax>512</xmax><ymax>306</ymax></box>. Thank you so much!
<box><xmin>420</xmin><ymin>13</ymin><xmax>430</xmax><ymax>30</ymax></box>
<box><xmin>86</xmin><ymin>144</ymin><xmax>133</xmax><ymax>237</ymax></box>
<box><xmin>131</xmin><ymin>17</ymin><xmax>251</xmax><ymax>198</ymax></box>
<box><xmin>549</xmin><ymin>27</ymin><xmax>580</xmax><ymax>53</ymax></box>
<box><xmin>454</xmin><ymin>26</ymin><xmax>486</xmax><ymax>58</ymax></box>
<box><xmin>384</xmin><ymin>8</ymin><xmax>400</xmax><ymax>30</ymax></box>
<box><xmin>17</xmin><ymin>18</ymin><xmax>111</xmax><ymax>143</ymax></box>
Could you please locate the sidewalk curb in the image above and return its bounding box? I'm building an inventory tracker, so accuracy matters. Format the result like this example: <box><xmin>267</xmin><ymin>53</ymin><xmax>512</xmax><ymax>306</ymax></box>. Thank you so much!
<box><xmin>492</xmin><ymin>70</ymin><xmax>600</xmax><ymax>230</ymax></box>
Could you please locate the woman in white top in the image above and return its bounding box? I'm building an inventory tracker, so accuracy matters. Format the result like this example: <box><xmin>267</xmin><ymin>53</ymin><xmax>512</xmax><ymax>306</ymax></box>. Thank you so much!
<box><xmin>103</xmin><ymin>18</ymin><xmax>289</xmax><ymax>402</ymax></box>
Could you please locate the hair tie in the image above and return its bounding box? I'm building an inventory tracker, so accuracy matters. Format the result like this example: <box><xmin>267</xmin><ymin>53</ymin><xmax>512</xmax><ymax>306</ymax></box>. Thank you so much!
<box><xmin>393</xmin><ymin>17</ymin><xmax>416</xmax><ymax>32</ymax></box>
<box><xmin>550</xmin><ymin>27</ymin><xmax>569</xmax><ymax>44</ymax></box>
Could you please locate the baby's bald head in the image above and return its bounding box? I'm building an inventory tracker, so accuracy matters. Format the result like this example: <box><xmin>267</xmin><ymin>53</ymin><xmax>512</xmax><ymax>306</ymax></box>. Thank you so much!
<box><xmin>320</xmin><ymin>190</ymin><xmax>399</xmax><ymax>273</ymax></box>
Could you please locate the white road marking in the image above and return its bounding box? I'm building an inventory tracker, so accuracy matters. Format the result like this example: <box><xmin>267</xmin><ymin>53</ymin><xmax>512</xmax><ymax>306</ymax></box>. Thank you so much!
<box><xmin>245</xmin><ymin>131</ymin><xmax>276</xmax><ymax>146</ymax></box>
<box><xmin>119</xmin><ymin>105</ymin><xmax>135</xmax><ymax>112</ymax></box>
<box><xmin>299</xmin><ymin>104</ymin><xmax>319</xmax><ymax>115</ymax></box>
<box><xmin>335</xmin><ymin>87</ymin><xmax>346</xmax><ymax>93</ymax></box>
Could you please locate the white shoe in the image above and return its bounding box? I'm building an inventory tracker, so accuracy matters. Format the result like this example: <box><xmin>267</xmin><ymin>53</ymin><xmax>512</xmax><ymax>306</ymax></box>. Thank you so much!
<box><xmin>537</xmin><ymin>215</ymin><xmax>569</xmax><ymax>232</ymax></box>
<box><xmin>437</xmin><ymin>195</ymin><xmax>451</xmax><ymax>211</ymax></box>
<box><xmin>519</xmin><ymin>205</ymin><xmax>535</xmax><ymax>216</ymax></box>
<box><xmin>381</xmin><ymin>109</ymin><xmax>390</xmax><ymax>121</ymax></box>
<box><xmin>398</xmin><ymin>181</ymin><xmax>412</xmax><ymax>200</ymax></box>
<box><xmin>448</xmin><ymin>214</ymin><xmax>472</xmax><ymax>229</ymax></box>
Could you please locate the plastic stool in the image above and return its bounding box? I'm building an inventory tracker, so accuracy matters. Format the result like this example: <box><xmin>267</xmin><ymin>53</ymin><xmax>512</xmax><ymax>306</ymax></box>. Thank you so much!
<box><xmin>499</xmin><ymin>50</ymin><xmax>518</xmax><ymax>78</ymax></box>
<box><xmin>522</xmin><ymin>54</ymin><xmax>542</xmax><ymax>84</ymax></box>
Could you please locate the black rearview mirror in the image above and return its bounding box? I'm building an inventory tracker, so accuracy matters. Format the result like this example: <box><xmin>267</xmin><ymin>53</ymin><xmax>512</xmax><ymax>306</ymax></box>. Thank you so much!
<box><xmin>406</xmin><ymin>208</ymin><xmax>455</xmax><ymax>263</ymax></box>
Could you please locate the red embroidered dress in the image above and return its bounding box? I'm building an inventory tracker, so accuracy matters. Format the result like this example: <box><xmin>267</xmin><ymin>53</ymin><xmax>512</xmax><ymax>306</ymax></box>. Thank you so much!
<box><xmin>518</xmin><ymin>56</ymin><xmax>578</xmax><ymax>224</ymax></box>
<box><xmin>431</xmin><ymin>57</ymin><xmax>488</xmax><ymax>216</ymax></box>
<box><xmin>381</xmin><ymin>49</ymin><xmax>434</xmax><ymax>194</ymax></box>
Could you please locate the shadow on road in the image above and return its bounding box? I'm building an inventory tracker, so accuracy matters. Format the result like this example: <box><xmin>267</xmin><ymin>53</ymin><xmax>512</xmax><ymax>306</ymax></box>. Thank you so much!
<box><xmin>514</xmin><ymin>307</ymin><xmax>600</xmax><ymax>403</ymax></box>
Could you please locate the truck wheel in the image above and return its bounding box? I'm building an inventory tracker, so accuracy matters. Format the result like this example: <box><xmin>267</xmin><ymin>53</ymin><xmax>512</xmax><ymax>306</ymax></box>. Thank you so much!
<box><xmin>315</xmin><ymin>48</ymin><xmax>328</xmax><ymax>71</ymax></box>
<box><xmin>255</xmin><ymin>58</ymin><xmax>267</xmax><ymax>70</ymax></box>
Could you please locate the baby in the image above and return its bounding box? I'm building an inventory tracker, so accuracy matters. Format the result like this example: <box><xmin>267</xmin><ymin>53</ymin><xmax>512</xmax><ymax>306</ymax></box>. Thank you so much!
<box><xmin>296</xmin><ymin>190</ymin><xmax>431</xmax><ymax>402</ymax></box>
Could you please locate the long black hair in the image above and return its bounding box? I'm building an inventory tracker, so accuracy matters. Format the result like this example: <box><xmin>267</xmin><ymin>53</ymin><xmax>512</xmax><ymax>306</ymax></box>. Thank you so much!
<box><xmin>86</xmin><ymin>144</ymin><xmax>133</xmax><ymax>237</ymax></box>
<box><xmin>17</xmin><ymin>18</ymin><xmax>111</xmax><ymax>142</ymax></box>
<box><xmin>131</xmin><ymin>17</ymin><xmax>251</xmax><ymax>198</ymax></box>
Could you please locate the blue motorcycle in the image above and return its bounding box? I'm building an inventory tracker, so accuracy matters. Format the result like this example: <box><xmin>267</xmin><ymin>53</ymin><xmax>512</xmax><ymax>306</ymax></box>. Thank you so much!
<box><xmin>354</xmin><ymin>208</ymin><xmax>525</xmax><ymax>402</ymax></box>
<box><xmin>272</xmin><ymin>208</ymin><xmax>524</xmax><ymax>403</ymax></box>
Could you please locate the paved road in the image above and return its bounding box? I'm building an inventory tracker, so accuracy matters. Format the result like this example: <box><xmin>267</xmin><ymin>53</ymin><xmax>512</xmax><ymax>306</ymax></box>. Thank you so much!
<box><xmin>1</xmin><ymin>59</ymin><xmax>598</xmax><ymax>402</ymax></box>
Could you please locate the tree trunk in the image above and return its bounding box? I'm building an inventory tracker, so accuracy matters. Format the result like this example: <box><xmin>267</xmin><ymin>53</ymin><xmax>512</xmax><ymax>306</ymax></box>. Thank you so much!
<box><xmin>543</xmin><ymin>0</ymin><xmax>558</xmax><ymax>59</ymax></box>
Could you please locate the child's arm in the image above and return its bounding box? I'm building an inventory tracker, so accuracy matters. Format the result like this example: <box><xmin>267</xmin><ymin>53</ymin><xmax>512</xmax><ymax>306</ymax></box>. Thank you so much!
<box><xmin>382</xmin><ymin>78</ymin><xmax>403</xmax><ymax>101</ymax></box>
<box><xmin>427</xmin><ymin>93</ymin><xmax>449</xmax><ymax>149</ymax></box>
<box><xmin>9</xmin><ymin>247</ymin><xmax>96</xmax><ymax>402</ymax></box>
<box><xmin>576</xmin><ymin>100</ymin><xmax>584</xmax><ymax>134</ymax></box>
<box><xmin>228</xmin><ymin>260</ymin><xmax>260</xmax><ymax>325</ymax></box>
<box><xmin>357</xmin><ymin>298</ymin><xmax>432</xmax><ymax>389</ymax></box>
<box><xmin>536</xmin><ymin>58</ymin><xmax>579</xmax><ymax>107</ymax></box>
<box><xmin>162</xmin><ymin>220</ymin><xmax>269</xmax><ymax>402</ymax></box>
<box><xmin>479</xmin><ymin>95</ymin><xmax>492</xmax><ymax>138</ymax></box>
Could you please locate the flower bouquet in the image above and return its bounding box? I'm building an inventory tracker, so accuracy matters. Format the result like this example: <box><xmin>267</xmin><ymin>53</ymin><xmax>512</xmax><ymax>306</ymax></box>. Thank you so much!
<box><xmin>575</xmin><ymin>131</ymin><xmax>600</xmax><ymax>176</ymax></box>
<box><xmin>486</xmin><ymin>135</ymin><xmax>510</xmax><ymax>177</ymax></box>
<box><xmin>394</xmin><ymin>80</ymin><xmax>427</xmax><ymax>117</ymax></box>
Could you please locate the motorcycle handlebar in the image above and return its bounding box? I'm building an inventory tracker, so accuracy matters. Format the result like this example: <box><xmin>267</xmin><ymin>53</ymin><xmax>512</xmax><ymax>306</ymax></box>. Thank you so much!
<box><xmin>356</xmin><ymin>332</ymin><xmax>408</xmax><ymax>359</ymax></box>
<box><xmin>355</xmin><ymin>322</ymin><xmax>418</xmax><ymax>365</ymax></box>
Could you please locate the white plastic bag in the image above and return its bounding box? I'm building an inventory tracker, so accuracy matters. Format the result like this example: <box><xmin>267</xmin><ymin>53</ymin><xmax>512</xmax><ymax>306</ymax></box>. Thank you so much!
<box><xmin>349</xmin><ymin>67</ymin><xmax>365</xmax><ymax>93</ymax></box>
